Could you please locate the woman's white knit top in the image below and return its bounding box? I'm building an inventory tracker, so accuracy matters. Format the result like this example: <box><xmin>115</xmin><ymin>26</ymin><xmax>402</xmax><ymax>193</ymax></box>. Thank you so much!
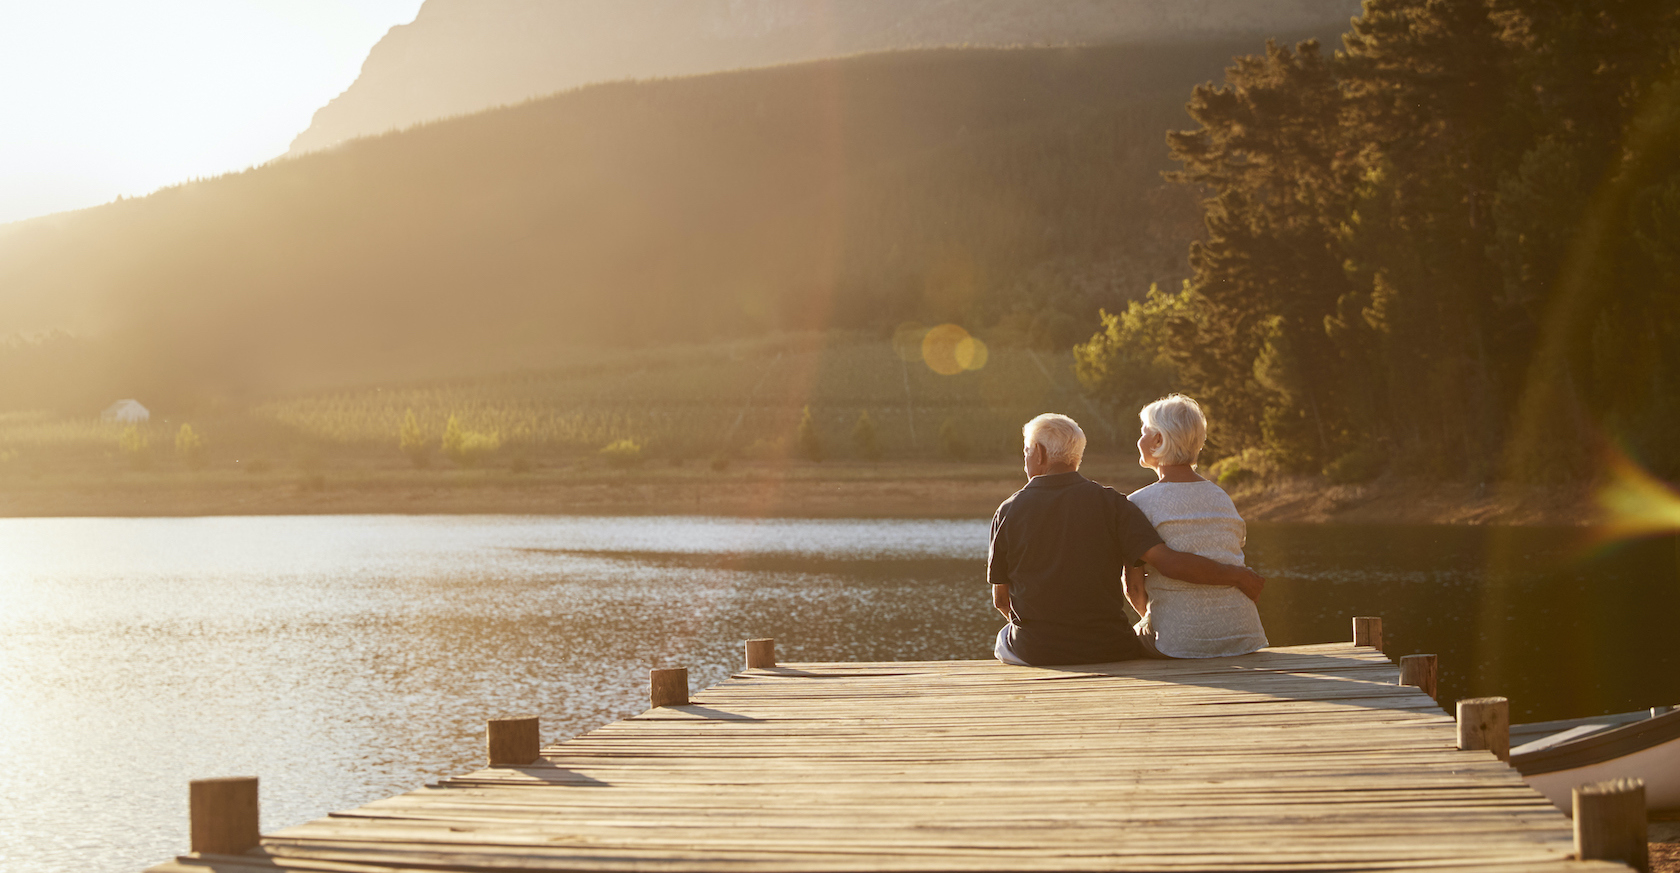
<box><xmin>1128</xmin><ymin>479</ymin><xmax>1268</xmax><ymax>658</ymax></box>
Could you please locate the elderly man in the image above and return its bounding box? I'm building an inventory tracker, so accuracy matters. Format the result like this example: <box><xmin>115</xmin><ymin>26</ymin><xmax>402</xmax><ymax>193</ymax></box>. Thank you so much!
<box><xmin>990</xmin><ymin>413</ymin><xmax>1264</xmax><ymax>666</ymax></box>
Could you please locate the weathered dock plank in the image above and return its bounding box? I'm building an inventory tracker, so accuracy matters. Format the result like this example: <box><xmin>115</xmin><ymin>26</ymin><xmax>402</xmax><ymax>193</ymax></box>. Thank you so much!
<box><xmin>147</xmin><ymin>644</ymin><xmax>1629</xmax><ymax>872</ymax></box>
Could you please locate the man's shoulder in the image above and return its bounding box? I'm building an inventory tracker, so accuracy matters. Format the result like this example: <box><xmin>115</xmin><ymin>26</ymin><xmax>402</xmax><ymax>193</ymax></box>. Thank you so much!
<box><xmin>1071</xmin><ymin>476</ymin><xmax>1128</xmax><ymax>504</ymax></box>
<box><xmin>1082</xmin><ymin>478</ymin><xmax>1153</xmax><ymax>526</ymax></box>
<box><xmin>1090</xmin><ymin>478</ymin><xmax>1125</xmax><ymax>496</ymax></box>
<box><xmin>993</xmin><ymin>484</ymin><xmax>1031</xmax><ymax>518</ymax></box>
<box><xmin>998</xmin><ymin>474</ymin><xmax>1125</xmax><ymax>513</ymax></box>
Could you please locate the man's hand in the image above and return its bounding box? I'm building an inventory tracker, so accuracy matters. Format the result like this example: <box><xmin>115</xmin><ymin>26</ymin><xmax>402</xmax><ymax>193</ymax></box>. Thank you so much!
<box><xmin>1229</xmin><ymin>565</ymin><xmax>1264</xmax><ymax>603</ymax></box>
<box><xmin>1123</xmin><ymin>565</ymin><xmax>1149</xmax><ymax>618</ymax></box>
<box><xmin>992</xmin><ymin>583</ymin><xmax>1012</xmax><ymax>620</ymax></box>
<box><xmin>1142</xmin><ymin>544</ymin><xmax>1264</xmax><ymax>603</ymax></box>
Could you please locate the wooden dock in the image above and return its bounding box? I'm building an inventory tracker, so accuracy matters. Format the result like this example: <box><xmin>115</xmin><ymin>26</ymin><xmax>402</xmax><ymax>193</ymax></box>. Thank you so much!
<box><xmin>148</xmin><ymin>641</ymin><xmax>1631</xmax><ymax>872</ymax></box>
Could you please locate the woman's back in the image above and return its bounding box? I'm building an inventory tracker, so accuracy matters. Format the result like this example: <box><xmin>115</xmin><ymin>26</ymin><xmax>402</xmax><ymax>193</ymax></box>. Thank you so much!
<box><xmin>1128</xmin><ymin>480</ymin><xmax>1267</xmax><ymax>657</ymax></box>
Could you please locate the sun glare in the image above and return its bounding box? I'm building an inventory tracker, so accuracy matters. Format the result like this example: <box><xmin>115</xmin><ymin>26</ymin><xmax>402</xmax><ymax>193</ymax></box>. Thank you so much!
<box><xmin>1595</xmin><ymin>447</ymin><xmax>1680</xmax><ymax>543</ymax></box>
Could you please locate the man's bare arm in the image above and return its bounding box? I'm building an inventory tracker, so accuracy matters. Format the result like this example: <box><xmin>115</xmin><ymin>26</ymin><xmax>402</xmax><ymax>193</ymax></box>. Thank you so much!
<box><xmin>1141</xmin><ymin>544</ymin><xmax>1264</xmax><ymax>603</ymax></box>
<box><xmin>1123</xmin><ymin>565</ymin><xmax>1148</xmax><ymax>618</ymax></box>
<box><xmin>992</xmin><ymin>584</ymin><xmax>1012</xmax><ymax>620</ymax></box>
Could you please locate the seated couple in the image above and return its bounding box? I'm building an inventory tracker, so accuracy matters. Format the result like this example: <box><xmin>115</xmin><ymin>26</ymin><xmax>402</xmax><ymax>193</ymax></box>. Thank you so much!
<box><xmin>990</xmin><ymin>396</ymin><xmax>1267</xmax><ymax>666</ymax></box>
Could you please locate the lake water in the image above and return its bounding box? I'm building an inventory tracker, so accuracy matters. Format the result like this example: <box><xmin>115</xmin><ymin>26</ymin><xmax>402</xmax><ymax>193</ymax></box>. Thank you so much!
<box><xmin>1</xmin><ymin>515</ymin><xmax>1675</xmax><ymax>873</ymax></box>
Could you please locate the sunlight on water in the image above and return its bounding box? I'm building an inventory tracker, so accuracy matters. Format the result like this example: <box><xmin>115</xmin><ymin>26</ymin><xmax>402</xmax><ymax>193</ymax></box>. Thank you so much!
<box><xmin>0</xmin><ymin>516</ymin><xmax>993</xmax><ymax>873</ymax></box>
<box><xmin>0</xmin><ymin>515</ymin><xmax>1674</xmax><ymax>872</ymax></box>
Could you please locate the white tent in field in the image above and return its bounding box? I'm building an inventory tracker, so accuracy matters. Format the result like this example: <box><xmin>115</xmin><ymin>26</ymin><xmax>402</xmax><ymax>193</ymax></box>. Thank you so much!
<box><xmin>101</xmin><ymin>399</ymin><xmax>150</xmax><ymax>423</ymax></box>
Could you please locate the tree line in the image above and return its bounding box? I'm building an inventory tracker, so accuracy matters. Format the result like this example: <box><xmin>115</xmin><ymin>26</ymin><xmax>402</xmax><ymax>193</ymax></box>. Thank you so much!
<box><xmin>1078</xmin><ymin>0</ymin><xmax>1680</xmax><ymax>484</ymax></box>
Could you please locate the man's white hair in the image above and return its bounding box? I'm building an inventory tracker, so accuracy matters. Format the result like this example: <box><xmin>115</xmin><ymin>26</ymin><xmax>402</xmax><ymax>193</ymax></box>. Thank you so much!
<box><xmin>1023</xmin><ymin>413</ymin><xmax>1086</xmax><ymax>468</ymax></box>
<box><xmin>1139</xmin><ymin>394</ymin><xmax>1207</xmax><ymax>466</ymax></box>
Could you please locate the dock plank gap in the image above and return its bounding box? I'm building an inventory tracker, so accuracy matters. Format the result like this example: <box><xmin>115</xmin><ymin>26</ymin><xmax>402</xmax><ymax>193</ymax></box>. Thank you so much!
<box><xmin>148</xmin><ymin>643</ymin><xmax>1630</xmax><ymax>872</ymax></box>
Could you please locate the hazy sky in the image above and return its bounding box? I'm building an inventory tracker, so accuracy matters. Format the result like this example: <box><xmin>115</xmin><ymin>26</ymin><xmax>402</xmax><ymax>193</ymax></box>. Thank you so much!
<box><xmin>0</xmin><ymin>0</ymin><xmax>425</xmax><ymax>225</ymax></box>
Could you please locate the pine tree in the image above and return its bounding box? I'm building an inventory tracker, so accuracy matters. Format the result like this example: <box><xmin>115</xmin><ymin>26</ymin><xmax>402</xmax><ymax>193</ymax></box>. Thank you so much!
<box><xmin>1165</xmin><ymin>38</ymin><xmax>1359</xmax><ymax>469</ymax></box>
<box><xmin>118</xmin><ymin>425</ymin><xmax>151</xmax><ymax>471</ymax></box>
<box><xmin>939</xmin><ymin>417</ymin><xmax>970</xmax><ymax>461</ymax></box>
<box><xmin>797</xmin><ymin>406</ymin><xmax>825</xmax><ymax>462</ymax></box>
<box><xmin>852</xmin><ymin>410</ymin><xmax>882</xmax><ymax>461</ymax></box>
<box><xmin>399</xmin><ymin>409</ymin><xmax>429</xmax><ymax>468</ymax></box>
<box><xmin>175</xmin><ymin>423</ymin><xmax>206</xmax><ymax>470</ymax></box>
<box><xmin>441</xmin><ymin>415</ymin><xmax>465</xmax><ymax>465</ymax></box>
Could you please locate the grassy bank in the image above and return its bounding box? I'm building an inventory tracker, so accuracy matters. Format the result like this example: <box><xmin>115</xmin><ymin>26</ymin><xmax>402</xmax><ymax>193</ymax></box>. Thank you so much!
<box><xmin>0</xmin><ymin>455</ymin><xmax>1596</xmax><ymax>526</ymax></box>
<box><xmin>0</xmin><ymin>459</ymin><xmax>1108</xmax><ymax>519</ymax></box>
<box><xmin>0</xmin><ymin>334</ymin><xmax>1118</xmax><ymax>476</ymax></box>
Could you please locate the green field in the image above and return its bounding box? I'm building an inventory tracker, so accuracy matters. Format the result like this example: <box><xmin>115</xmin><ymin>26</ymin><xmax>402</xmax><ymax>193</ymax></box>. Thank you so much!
<box><xmin>0</xmin><ymin>332</ymin><xmax>1134</xmax><ymax>477</ymax></box>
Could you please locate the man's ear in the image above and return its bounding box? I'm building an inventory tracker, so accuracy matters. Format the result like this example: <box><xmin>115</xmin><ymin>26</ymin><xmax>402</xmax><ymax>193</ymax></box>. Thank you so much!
<box><xmin>1031</xmin><ymin>443</ymin><xmax>1046</xmax><ymax>466</ymax></box>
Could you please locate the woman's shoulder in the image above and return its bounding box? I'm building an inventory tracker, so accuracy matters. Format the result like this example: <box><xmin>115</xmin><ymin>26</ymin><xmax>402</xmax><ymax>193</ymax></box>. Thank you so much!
<box><xmin>1128</xmin><ymin>478</ymin><xmax>1224</xmax><ymax>498</ymax></box>
<box><xmin>1188</xmin><ymin>479</ymin><xmax>1244</xmax><ymax>517</ymax></box>
<box><xmin>1126</xmin><ymin>481</ymin><xmax>1160</xmax><ymax>499</ymax></box>
<box><xmin>1132</xmin><ymin>479</ymin><xmax>1243</xmax><ymax>515</ymax></box>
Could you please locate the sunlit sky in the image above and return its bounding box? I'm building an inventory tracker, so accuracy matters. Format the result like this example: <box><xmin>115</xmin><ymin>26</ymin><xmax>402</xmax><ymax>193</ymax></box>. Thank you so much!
<box><xmin>0</xmin><ymin>1</ymin><xmax>424</xmax><ymax>226</ymax></box>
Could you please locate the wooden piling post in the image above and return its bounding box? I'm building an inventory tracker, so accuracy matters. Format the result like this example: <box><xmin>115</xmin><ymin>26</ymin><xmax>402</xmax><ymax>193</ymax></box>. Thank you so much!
<box><xmin>189</xmin><ymin>777</ymin><xmax>259</xmax><ymax>856</ymax></box>
<box><xmin>1574</xmin><ymin>778</ymin><xmax>1648</xmax><ymax>872</ymax></box>
<box><xmin>1456</xmin><ymin>696</ymin><xmax>1510</xmax><ymax>761</ymax></box>
<box><xmin>1352</xmin><ymin>616</ymin><xmax>1382</xmax><ymax>650</ymax></box>
<box><xmin>487</xmin><ymin>717</ymin><xmax>540</xmax><ymax>766</ymax></box>
<box><xmin>650</xmin><ymin>668</ymin><xmax>689</xmax><ymax>707</ymax></box>
<box><xmin>745</xmin><ymin>638</ymin><xmax>776</xmax><ymax>669</ymax></box>
<box><xmin>1398</xmin><ymin>654</ymin><xmax>1438</xmax><ymax>700</ymax></box>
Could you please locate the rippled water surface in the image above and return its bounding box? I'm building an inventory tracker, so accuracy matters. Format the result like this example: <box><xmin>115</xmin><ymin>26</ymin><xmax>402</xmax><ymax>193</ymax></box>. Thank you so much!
<box><xmin>1</xmin><ymin>515</ymin><xmax>1675</xmax><ymax>873</ymax></box>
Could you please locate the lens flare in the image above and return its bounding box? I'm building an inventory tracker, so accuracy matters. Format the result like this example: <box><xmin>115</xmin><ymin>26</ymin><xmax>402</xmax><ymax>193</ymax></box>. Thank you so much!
<box><xmin>921</xmin><ymin>325</ymin><xmax>967</xmax><ymax>375</ymax></box>
<box><xmin>920</xmin><ymin>324</ymin><xmax>986</xmax><ymax>376</ymax></box>
<box><xmin>1596</xmin><ymin>448</ymin><xmax>1680</xmax><ymax>541</ymax></box>
<box><xmin>955</xmin><ymin>335</ymin><xmax>988</xmax><ymax>371</ymax></box>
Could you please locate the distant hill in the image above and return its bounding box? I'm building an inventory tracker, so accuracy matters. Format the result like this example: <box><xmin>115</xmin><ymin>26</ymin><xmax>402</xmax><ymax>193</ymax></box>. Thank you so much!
<box><xmin>0</xmin><ymin>37</ymin><xmax>1326</xmax><ymax>410</ymax></box>
<box><xmin>290</xmin><ymin>0</ymin><xmax>1360</xmax><ymax>155</ymax></box>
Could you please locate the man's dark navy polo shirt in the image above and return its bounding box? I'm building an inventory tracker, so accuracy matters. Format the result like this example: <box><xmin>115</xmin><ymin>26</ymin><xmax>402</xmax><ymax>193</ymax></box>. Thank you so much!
<box><xmin>988</xmin><ymin>471</ymin><xmax>1164</xmax><ymax>665</ymax></box>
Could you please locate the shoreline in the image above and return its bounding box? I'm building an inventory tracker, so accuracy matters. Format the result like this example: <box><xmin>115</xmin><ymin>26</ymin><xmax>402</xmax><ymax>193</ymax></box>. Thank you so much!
<box><xmin>0</xmin><ymin>459</ymin><xmax>1599</xmax><ymax>526</ymax></box>
<box><xmin>1225</xmin><ymin>475</ymin><xmax>1599</xmax><ymax>527</ymax></box>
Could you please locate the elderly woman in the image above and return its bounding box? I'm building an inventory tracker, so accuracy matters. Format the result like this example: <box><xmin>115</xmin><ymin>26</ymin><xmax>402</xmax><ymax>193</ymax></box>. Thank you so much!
<box><xmin>1126</xmin><ymin>394</ymin><xmax>1268</xmax><ymax>658</ymax></box>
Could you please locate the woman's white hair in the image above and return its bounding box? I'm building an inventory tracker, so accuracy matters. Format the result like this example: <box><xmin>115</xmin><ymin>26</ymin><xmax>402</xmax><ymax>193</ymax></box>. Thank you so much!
<box><xmin>1139</xmin><ymin>394</ymin><xmax>1207</xmax><ymax>467</ymax></box>
<box><xmin>1023</xmin><ymin>413</ymin><xmax>1086</xmax><ymax>468</ymax></box>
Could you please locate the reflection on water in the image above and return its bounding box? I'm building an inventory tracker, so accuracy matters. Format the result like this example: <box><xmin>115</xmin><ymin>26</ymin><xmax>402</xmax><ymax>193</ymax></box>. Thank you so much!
<box><xmin>1247</xmin><ymin>523</ymin><xmax>1680</xmax><ymax>725</ymax></box>
<box><xmin>0</xmin><ymin>515</ymin><xmax>1674</xmax><ymax>873</ymax></box>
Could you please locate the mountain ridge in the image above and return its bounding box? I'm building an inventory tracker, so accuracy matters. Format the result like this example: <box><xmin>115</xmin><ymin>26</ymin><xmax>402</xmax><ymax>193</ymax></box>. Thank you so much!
<box><xmin>290</xmin><ymin>0</ymin><xmax>1360</xmax><ymax>155</ymax></box>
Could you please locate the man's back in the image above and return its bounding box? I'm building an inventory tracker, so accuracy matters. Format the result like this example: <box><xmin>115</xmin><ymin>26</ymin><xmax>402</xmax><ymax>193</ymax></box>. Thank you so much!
<box><xmin>988</xmin><ymin>471</ymin><xmax>1162</xmax><ymax>665</ymax></box>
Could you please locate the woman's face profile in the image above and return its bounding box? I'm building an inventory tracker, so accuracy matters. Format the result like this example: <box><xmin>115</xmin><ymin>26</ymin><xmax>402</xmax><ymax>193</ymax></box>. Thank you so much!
<box><xmin>1137</xmin><ymin>427</ymin><xmax>1163</xmax><ymax>469</ymax></box>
